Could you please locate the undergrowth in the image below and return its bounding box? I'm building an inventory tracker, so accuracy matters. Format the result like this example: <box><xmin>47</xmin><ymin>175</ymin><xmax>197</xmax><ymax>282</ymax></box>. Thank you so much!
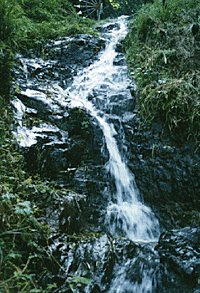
<box><xmin>0</xmin><ymin>0</ymin><xmax>96</xmax><ymax>98</ymax></box>
<box><xmin>0</xmin><ymin>98</ymin><xmax>54</xmax><ymax>292</ymax></box>
<box><xmin>5</xmin><ymin>0</ymin><xmax>96</xmax><ymax>52</ymax></box>
<box><xmin>0</xmin><ymin>98</ymin><xmax>92</xmax><ymax>291</ymax></box>
<box><xmin>125</xmin><ymin>0</ymin><xmax>200</xmax><ymax>145</ymax></box>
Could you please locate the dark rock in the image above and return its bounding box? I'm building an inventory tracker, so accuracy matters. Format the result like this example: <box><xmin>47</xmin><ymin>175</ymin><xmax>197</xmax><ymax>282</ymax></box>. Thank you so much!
<box><xmin>156</xmin><ymin>227</ymin><xmax>200</xmax><ymax>291</ymax></box>
<box><xmin>95</xmin><ymin>23</ymin><xmax>121</xmax><ymax>33</ymax></box>
<box><xmin>46</xmin><ymin>34</ymin><xmax>106</xmax><ymax>68</ymax></box>
<box><xmin>59</xmin><ymin>192</ymin><xmax>86</xmax><ymax>234</ymax></box>
<box><xmin>43</xmin><ymin>232</ymin><xmax>199</xmax><ymax>293</ymax></box>
<box><xmin>124</xmin><ymin>114</ymin><xmax>200</xmax><ymax>229</ymax></box>
<box><xmin>113</xmin><ymin>53</ymin><xmax>126</xmax><ymax>65</ymax></box>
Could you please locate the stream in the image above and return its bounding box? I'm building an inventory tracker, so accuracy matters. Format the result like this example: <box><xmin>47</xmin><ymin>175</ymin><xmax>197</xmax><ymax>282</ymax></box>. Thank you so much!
<box><xmin>65</xmin><ymin>16</ymin><xmax>160</xmax><ymax>242</ymax></box>
<box><xmin>12</xmin><ymin>16</ymin><xmax>200</xmax><ymax>293</ymax></box>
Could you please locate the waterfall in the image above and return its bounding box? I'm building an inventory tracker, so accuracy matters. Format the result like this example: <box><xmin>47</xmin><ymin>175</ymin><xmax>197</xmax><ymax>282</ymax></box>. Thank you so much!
<box><xmin>64</xmin><ymin>16</ymin><xmax>160</xmax><ymax>242</ymax></box>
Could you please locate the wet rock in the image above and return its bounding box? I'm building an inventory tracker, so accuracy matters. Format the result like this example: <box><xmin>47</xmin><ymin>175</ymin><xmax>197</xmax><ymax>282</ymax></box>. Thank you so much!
<box><xmin>58</xmin><ymin>192</ymin><xmax>86</xmax><ymax>234</ymax></box>
<box><xmin>44</xmin><ymin>235</ymin><xmax>159</xmax><ymax>292</ymax></box>
<box><xmin>14</xmin><ymin>34</ymin><xmax>106</xmax><ymax>90</ymax></box>
<box><xmin>115</xmin><ymin>41</ymin><xmax>125</xmax><ymax>53</ymax></box>
<box><xmin>21</xmin><ymin>108</ymin><xmax>105</xmax><ymax>181</ymax></box>
<box><xmin>113</xmin><ymin>53</ymin><xmax>126</xmax><ymax>65</ymax></box>
<box><xmin>42</xmin><ymin>233</ymin><xmax>199</xmax><ymax>293</ymax></box>
<box><xmin>156</xmin><ymin>227</ymin><xmax>200</xmax><ymax>291</ymax></box>
<box><xmin>45</xmin><ymin>191</ymin><xmax>86</xmax><ymax>234</ymax></box>
<box><xmin>124</xmin><ymin>116</ymin><xmax>200</xmax><ymax>229</ymax></box>
<box><xmin>45</xmin><ymin>34</ymin><xmax>106</xmax><ymax>68</ymax></box>
<box><xmin>95</xmin><ymin>23</ymin><xmax>121</xmax><ymax>33</ymax></box>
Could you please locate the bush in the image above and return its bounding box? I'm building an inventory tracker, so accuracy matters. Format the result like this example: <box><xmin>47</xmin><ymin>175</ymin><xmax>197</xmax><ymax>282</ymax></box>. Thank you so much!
<box><xmin>0</xmin><ymin>0</ymin><xmax>16</xmax><ymax>99</ymax></box>
<box><xmin>125</xmin><ymin>0</ymin><xmax>200</xmax><ymax>144</ymax></box>
<box><xmin>0</xmin><ymin>97</ymin><xmax>60</xmax><ymax>292</ymax></box>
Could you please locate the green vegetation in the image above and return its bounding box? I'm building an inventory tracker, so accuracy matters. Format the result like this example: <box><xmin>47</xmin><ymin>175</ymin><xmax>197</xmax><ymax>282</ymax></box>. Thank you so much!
<box><xmin>0</xmin><ymin>0</ymin><xmax>95</xmax><ymax>99</ymax></box>
<box><xmin>0</xmin><ymin>0</ymin><xmax>96</xmax><ymax>291</ymax></box>
<box><xmin>5</xmin><ymin>0</ymin><xmax>95</xmax><ymax>51</ymax></box>
<box><xmin>109</xmin><ymin>0</ymin><xmax>152</xmax><ymax>16</ymax></box>
<box><xmin>125</xmin><ymin>0</ymin><xmax>200</xmax><ymax>144</ymax></box>
<box><xmin>0</xmin><ymin>98</ymin><xmax>47</xmax><ymax>292</ymax></box>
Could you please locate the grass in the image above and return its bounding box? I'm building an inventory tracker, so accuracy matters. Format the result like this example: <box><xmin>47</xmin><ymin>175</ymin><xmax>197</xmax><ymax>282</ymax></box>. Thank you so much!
<box><xmin>125</xmin><ymin>0</ymin><xmax>200</xmax><ymax>145</ymax></box>
<box><xmin>12</xmin><ymin>0</ymin><xmax>96</xmax><ymax>52</ymax></box>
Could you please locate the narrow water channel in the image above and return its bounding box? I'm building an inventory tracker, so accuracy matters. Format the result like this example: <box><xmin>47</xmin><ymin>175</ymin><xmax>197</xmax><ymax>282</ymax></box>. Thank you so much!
<box><xmin>64</xmin><ymin>16</ymin><xmax>160</xmax><ymax>242</ymax></box>
<box><xmin>12</xmin><ymin>16</ymin><xmax>163</xmax><ymax>293</ymax></box>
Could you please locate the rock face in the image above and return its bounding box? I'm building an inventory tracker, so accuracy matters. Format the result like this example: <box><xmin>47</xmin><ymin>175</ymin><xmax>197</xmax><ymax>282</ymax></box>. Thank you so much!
<box><xmin>123</xmin><ymin>116</ymin><xmax>200</xmax><ymax>230</ymax></box>
<box><xmin>12</xmin><ymin>18</ymin><xmax>200</xmax><ymax>293</ymax></box>
<box><xmin>13</xmin><ymin>31</ymin><xmax>115</xmax><ymax>229</ymax></box>
<box><xmin>41</xmin><ymin>230</ymin><xmax>200</xmax><ymax>293</ymax></box>
<box><xmin>156</xmin><ymin>227</ymin><xmax>200</xmax><ymax>292</ymax></box>
<box><xmin>15</xmin><ymin>34</ymin><xmax>105</xmax><ymax>89</ymax></box>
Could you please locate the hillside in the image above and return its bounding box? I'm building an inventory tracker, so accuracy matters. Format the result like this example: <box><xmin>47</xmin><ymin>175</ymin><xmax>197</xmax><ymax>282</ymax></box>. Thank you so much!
<box><xmin>125</xmin><ymin>0</ymin><xmax>200</xmax><ymax>145</ymax></box>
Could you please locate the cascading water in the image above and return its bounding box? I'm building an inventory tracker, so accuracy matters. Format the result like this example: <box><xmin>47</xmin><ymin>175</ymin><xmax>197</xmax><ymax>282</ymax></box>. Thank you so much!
<box><xmin>13</xmin><ymin>15</ymin><xmax>159</xmax><ymax>242</ymax></box>
<box><xmin>12</xmin><ymin>16</ymin><xmax>199</xmax><ymax>293</ymax></box>
<box><xmin>63</xmin><ymin>16</ymin><xmax>160</xmax><ymax>242</ymax></box>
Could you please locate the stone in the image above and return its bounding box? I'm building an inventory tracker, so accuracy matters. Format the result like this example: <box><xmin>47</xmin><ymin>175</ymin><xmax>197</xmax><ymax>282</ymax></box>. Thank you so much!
<box><xmin>156</xmin><ymin>227</ymin><xmax>200</xmax><ymax>290</ymax></box>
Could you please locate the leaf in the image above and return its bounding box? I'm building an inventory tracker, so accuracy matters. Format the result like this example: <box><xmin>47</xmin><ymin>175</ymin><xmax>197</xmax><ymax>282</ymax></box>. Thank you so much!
<box><xmin>13</xmin><ymin>264</ymin><xmax>22</xmax><ymax>274</ymax></box>
<box><xmin>70</xmin><ymin>276</ymin><xmax>91</xmax><ymax>285</ymax></box>
<box><xmin>163</xmin><ymin>53</ymin><xmax>167</xmax><ymax>64</ymax></box>
<box><xmin>15</xmin><ymin>201</ymin><xmax>33</xmax><ymax>215</ymax></box>
<box><xmin>24</xmin><ymin>176</ymin><xmax>32</xmax><ymax>185</ymax></box>
<box><xmin>2</xmin><ymin>193</ymin><xmax>15</xmax><ymax>202</ymax></box>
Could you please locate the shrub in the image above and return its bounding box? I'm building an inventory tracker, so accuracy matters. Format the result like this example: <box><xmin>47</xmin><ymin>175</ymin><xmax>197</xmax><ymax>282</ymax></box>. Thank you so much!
<box><xmin>125</xmin><ymin>0</ymin><xmax>200</xmax><ymax>144</ymax></box>
<box><xmin>0</xmin><ymin>0</ymin><xmax>16</xmax><ymax>99</ymax></box>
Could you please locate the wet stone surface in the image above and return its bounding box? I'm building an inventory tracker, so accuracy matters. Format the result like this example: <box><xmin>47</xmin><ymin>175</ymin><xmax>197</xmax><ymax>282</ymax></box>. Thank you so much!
<box><xmin>41</xmin><ymin>232</ymin><xmax>200</xmax><ymax>292</ymax></box>
<box><xmin>156</xmin><ymin>227</ymin><xmax>200</xmax><ymax>291</ymax></box>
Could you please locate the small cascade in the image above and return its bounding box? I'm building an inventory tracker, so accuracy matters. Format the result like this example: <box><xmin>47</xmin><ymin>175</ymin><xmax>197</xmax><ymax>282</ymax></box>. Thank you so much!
<box><xmin>64</xmin><ymin>16</ymin><xmax>160</xmax><ymax>242</ymax></box>
<box><xmin>12</xmin><ymin>15</ymin><xmax>200</xmax><ymax>293</ymax></box>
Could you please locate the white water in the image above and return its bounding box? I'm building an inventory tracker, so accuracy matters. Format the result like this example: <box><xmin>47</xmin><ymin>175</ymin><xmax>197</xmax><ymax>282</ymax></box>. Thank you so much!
<box><xmin>63</xmin><ymin>16</ymin><xmax>160</xmax><ymax>242</ymax></box>
<box><xmin>13</xmin><ymin>16</ymin><xmax>159</xmax><ymax>242</ymax></box>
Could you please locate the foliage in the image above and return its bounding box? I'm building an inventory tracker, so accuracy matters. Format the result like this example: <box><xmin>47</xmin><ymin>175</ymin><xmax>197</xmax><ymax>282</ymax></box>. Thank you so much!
<box><xmin>0</xmin><ymin>97</ymin><xmax>93</xmax><ymax>292</ymax></box>
<box><xmin>125</xmin><ymin>0</ymin><xmax>200</xmax><ymax>144</ymax></box>
<box><xmin>10</xmin><ymin>0</ymin><xmax>95</xmax><ymax>51</ymax></box>
<box><xmin>0</xmin><ymin>98</ymin><xmax>48</xmax><ymax>292</ymax></box>
<box><xmin>108</xmin><ymin>0</ymin><xmax>153</xmax><ymax>16</ymax></box>
<box><xmin>0</xmin><ymin>0</ymin><xmax>96</xmax><ymax>100</ymax></box>
<box><xmin>0</xmin><ymin>0</ymin><xmax>17</xmax><ymax>99</ymax></box>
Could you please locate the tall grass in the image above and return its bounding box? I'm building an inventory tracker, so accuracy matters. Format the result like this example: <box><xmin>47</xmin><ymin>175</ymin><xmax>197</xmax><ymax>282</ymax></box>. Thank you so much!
<box><xmin>125</xmin><ymin>0</ymin><xmax>200</xmax><ymax>144</ymax></box>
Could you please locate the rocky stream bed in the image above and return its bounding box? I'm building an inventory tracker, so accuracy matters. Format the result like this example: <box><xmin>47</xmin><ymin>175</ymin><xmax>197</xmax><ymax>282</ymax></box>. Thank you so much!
<box><xmin>12</xmin><ymin>17</ymin><xmax>200</xmax><ymax>292</ymax></box>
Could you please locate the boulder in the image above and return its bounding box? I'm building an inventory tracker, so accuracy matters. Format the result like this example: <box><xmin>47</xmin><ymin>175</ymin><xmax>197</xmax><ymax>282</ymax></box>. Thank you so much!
<box><xmin>156</xmin><ymin>227</ymin><xmax>200</xmax><ymax>291</ymax></box>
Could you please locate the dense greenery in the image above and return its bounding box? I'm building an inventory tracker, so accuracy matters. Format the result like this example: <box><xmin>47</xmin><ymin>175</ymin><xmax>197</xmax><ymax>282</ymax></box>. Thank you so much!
<box><xmin>0</xmin><ymin>0</ymin><xmax>95</xmax><ymax>98</ymax></box>
<box><xmin>0</xmin><ymin>0</ymin><xmax>96</xmax><ymax>291</ymax></box>
<box><xmin>0</xmin><ymin>98</ymin><xmax>47</xmax><ymax>292</ymax></box>
<box><xmin>108</xmin><ymin>0</ymin><xmax>152</xmax><ymax>17</ymax></box>
<box><xmin>125</xmin><ymin>0</ymin><xmax>200</xmax><ymax>144</ymax></box>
